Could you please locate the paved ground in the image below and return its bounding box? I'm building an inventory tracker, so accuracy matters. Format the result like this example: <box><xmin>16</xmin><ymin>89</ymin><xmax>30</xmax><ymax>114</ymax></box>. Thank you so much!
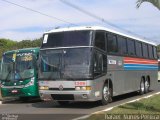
<box><xmin>0</xmin><ymin>82</ymin><xmax>160</xmax><ymax>120</ymax></box>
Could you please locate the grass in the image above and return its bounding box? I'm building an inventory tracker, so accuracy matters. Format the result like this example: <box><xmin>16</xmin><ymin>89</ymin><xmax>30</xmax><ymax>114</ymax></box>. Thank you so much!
<box><xmin>84</xmin><ymin>95</ymin><xmax>160</xmax><ymax>120</ymax></box>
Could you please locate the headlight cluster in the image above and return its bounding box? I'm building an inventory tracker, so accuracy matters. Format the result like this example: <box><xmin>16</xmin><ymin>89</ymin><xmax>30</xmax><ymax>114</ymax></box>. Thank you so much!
<box><xmin>75</xmin><ymin>86</ymin><xmax>91</xmax><ymax>91</ymax></box>
<box><xmin>39</xmin><ymin>86</ymin><xmax>49</xmax><ymax>90</ymax></box>
<box><xmin>24</xmin><ymin>77</ymin><xmax>34</xmax><ymax>87</ymax></box>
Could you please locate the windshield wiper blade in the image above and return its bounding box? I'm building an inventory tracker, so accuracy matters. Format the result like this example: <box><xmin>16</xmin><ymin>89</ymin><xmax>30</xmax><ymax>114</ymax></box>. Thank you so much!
<box><xmin>5</xmin><ymin>69</ymin><xmax>12</xmax><ymax>82</ymax></box>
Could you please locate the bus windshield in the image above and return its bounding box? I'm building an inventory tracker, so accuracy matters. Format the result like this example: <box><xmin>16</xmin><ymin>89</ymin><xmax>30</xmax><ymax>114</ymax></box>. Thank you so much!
<box><xmin>1</xmin><ymin>52</ymin><xmax>36</xmax><ymax>81</ymax></box>
<box><xmin>41</xmin><ymin>30</ymin><xmax>92</xmax><ymax>48</ymax></box>
<box><xmin>39</xmin><ymin>48</ymin><xmax>93</xmax><ymax>80</ymax></box>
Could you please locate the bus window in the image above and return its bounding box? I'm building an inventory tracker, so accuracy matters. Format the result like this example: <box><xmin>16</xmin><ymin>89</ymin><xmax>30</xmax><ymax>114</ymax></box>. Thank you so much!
<box><xmin>127</xmin><ymin>39</ymin><xmax>136</xmax><ymax>56</ymax></box>
<box><xmin>148</xmin><ymin>45</ymin><xmax>154</xmax><ymax>59</ymax></box>
<box><xmin>93</xmin><ymin>51</ymin><xmax>107</xmax><ymax>77</ymax></box>
<box><xmin>153</xmin><ymin>47</ymin><xmax>158</xmax><ymax>59</ymax></box>
<box><xmin>117</xmin><ymin>36</ymin><xmax>127</xmax><ymax>55</ymax></box>
<box><xmin>94</xmin><ymin>32</ymin><xmax>106</xmax><ymax>51</ymax></box>
<box><xmin>135</xmin><ymin>41</ymin><xmax>143</xmax><ymax>57</ymax></box>
<box><xmin>107</xmin><ymin>33</ymin><xmax>118</xmax><ymax>54</ymax></box>
<box><xmin>142</xmin><ymin>43</ymin><xmax>148</xmax><ymax>58</ymax></box>
<box><xmin>42</xmin><ymin>31</ymin><xmax>92</xmax><ymax>48</ymax></box>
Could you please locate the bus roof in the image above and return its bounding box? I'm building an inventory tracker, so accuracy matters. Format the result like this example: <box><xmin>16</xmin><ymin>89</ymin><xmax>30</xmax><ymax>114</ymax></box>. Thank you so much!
<box><xmin>3</xmin><ymin>47</ymin><xmax>40</xmax><ymax>55</ymax></box>
<box><xmin>45</xmin><ymin>26</ymin><xmax>156</xmax><ymax>46</ymax></box>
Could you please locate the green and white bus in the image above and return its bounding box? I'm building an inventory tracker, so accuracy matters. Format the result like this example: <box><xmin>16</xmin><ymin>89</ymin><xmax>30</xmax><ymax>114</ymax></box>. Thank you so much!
<box><xmin>38</xmin><ymin>26</ymin><xmax>158</xmax><ymax>105</ymax></box>
<box><xmin>0</xmin><ymin>48</ymin><xmax>39</xmax><ymax>101</ymax></box>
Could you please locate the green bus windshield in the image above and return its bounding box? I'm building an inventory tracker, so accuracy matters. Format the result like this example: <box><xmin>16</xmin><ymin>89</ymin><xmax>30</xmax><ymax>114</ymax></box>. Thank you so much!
<box><xmin>1</xmin><ymin>52</ymin><xmax>36</xmax><ymax>81</ymax></box>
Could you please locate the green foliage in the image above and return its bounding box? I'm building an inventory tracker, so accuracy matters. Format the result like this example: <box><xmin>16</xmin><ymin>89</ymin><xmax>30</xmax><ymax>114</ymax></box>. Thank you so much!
<box><xmin>0</xmin><ymin>38</ymin><xmax>41</xmax><ymax>59</ymax></box>
<box><xmin>158</xmin><ymin>44</ymin><xmax>160</xmax><ymax>58</ymax></box>
<box><xmin>157</xmin><ymin>44</ymin><xmax>160</xmax><ymax>52</ymax></box>
<box><xmin>137</xmin><ymin>0</ymin><xmax>160</xmax><ymax>10</ymax></box>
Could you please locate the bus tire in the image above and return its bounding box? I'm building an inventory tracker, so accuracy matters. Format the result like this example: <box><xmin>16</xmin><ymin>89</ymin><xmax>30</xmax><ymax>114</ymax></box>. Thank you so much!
<box><xmin>57</xmin><ymin>101</ymin><xmax>69</xmax><ymax>106</ymax></box>
<box><xmin>144</xmin><ymin>77</ymin><xmax>150</xmax><ymax>93</ymax></box>
<box><xmin>139</xmin><ymin>78</ymin><xmax>145</xmax><ymax>95</ymax></box>
<box><xmin>101</xmin><ymin>83</ymin><xmax>112</xmax><ymax>105</ymax></box>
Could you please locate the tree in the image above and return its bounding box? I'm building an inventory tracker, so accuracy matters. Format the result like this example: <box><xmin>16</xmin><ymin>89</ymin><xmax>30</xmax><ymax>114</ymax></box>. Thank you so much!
<box><xmin>137</xmin><ymin>0</ymin><xmax>160</xmax><ymax>10</ymax></box>
<box><xmin>158</xmin><ymin>44</ymin><xmax>160</xmax><ymax>52</ymax></box>
<box><xmin>0</xmin><ymin>38</ymin><xmax>41</xmax><ymax>59</ymax></box>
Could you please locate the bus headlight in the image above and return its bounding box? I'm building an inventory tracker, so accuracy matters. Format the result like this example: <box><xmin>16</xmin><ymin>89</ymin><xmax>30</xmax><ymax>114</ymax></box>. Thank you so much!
<box><xmin>75</xmin><ymin>86</ymin><xmax>81</xmax><ymax>90</ymax></box>
<box><xmin>39</xmin><ymin>86</ymin><xmax>49</xmax><ymax>90</ymax></box>
<box><xmin>75</xmin><ymin>86</ymin><xmax>91</xmax><ymax>91</ymax></box>
<box><xmin>24</xmin><ymin>77</ymin><xmax>34</xmax><ymax>87</ymax></box>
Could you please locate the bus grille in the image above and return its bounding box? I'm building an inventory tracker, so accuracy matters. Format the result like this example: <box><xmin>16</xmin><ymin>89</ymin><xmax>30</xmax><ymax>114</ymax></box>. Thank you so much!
<box><xmin>51</xmin><ymin>94</ymin><xmax>74</xmax><ymax>100</ymax></box>
<box><xmin>49</xmin><ymin>88</ymin><xmax>75</xmax><ymax>91</ymax></box>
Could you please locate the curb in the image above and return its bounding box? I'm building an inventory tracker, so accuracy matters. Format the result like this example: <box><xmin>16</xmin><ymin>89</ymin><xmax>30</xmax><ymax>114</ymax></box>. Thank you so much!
<box><xmin>0</xmin><ymin>98</ymin><xmax>19</xmax><ymax>104</ymax></box>
<box><xmin>72</xmin><ymin>91</ymin><xmax>160</xmax><ymax>120</ymax></box>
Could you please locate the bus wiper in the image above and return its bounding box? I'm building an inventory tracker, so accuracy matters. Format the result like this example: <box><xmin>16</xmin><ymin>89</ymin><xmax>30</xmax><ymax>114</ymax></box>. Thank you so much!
<box><xmin>5</xmin><ymin>69</ymin><xmax>12</xmax><ymax>82</ymax></box>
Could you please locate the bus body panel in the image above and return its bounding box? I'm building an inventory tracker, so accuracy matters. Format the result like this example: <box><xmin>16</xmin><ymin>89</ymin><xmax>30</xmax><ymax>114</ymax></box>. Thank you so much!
<box><xmin>39</xmin><ymin>80</ymin><xmax>101</xmax><ymax>101</ymax></box>
<box><xmin>1</xmin><ymin>76</ymin><xmax>39</xmax><ymax>98</ymax></box>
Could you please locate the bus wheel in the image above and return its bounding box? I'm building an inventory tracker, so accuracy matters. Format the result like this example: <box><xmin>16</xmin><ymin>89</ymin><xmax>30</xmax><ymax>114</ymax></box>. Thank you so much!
<box><xmin>144</xmin><ymin>78</ymin><xmax>150</xmax><ymax>93</ymax></box>
<box><xmin>101</xmin><ymin>84</ymin><xmax>112</xmax><ymax>105</ymax></box>
<box><xmin>139</xmin><ymin>79</ymin><xmax>145</xmax><ymax>95</ymax></box>
<box><xmin>57</xmin><ymin>101</ymin><xmax>69</xmax><ymax>106</ymax></box>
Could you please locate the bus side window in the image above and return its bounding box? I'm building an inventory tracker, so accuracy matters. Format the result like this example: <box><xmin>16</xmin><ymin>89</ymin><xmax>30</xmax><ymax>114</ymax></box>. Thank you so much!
<box><xmin>153</xmin><ymin>46</ymin><xmax>158</xmax><ymax>59</ymax></box>
<box><xmin>142</xmin><ymin>43</ymin><xmax>149</xmax><ymax>58</ymax></box>
<box><xmin>95</xmin><ymin>32</ymin><xmax>106</xmax><ymax>51</ymax></box>
<box><xmin>148</xmin><ymin>45</ymin><xmax>154</xmax><ymax>59</ymax></box>
<box><xmin>107</xmin><ymin>33</ymin><xmax>118</xmax><ymax>54</ymax></box>
<box><xmin>93</xmin><ymin>51</ymin><xmax>107</xmax><ymax>77</ymax></box>
<box><xmin>117</xmin><ymin>36</ymin><xmax>127</xmax><ymax>55</ymax></box>
<box><xmin>135</xmin><ymin>41</ymin><xmax>143</xmax><ymax>57</ymax></box>
<box><xmin>127</xmin><ymin>39</ymin><xmax>136</xmax><ymax>56</ymax></box>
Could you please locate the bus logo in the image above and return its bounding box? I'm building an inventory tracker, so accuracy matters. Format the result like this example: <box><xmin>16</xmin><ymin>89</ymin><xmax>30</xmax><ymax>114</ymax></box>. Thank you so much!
<box><xmin>59</xmin><ymin>85</ymin><xmax>63</xmax><ymax>91</ymax></box>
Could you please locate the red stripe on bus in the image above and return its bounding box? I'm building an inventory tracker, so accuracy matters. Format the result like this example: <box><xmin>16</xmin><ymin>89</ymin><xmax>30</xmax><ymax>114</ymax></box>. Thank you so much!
<box><xmin>124</xmin><ymin>61</ymin><xmax>157</xmax><ymax>65</ymax></box>
<box><xmin>124</xmin><ymin>57</ymin><xmax>158</xmax><ymax>64</ymax></box>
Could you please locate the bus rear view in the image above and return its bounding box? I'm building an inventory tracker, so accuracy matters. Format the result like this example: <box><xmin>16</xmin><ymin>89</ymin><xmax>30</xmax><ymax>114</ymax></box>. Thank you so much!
<box><xmin>0</xmin><ymin>48</ymin><xmax>39</xmax><ymax>101</ymax></box>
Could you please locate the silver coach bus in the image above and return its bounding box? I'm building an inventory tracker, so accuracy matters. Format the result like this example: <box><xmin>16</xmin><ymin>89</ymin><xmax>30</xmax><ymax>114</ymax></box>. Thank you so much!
<box><xmin>38</xmin><ymin>26</ymin><xmax>158</xmax><ymax>105</ymax></box>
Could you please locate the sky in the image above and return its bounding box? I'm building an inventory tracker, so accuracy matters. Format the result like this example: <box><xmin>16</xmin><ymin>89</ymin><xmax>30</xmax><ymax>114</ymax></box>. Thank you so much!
<box><xmin>0</xmin><ymin>0</ymin><xmax>160</xmax><ymax>44</ymax></box>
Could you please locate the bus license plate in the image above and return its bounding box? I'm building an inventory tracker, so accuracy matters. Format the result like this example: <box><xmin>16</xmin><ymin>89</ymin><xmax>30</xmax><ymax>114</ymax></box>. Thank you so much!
<box><xmin>11</xmin><ymin>90</ymin><xmax>18</xmax><ymax>94</ymax></box>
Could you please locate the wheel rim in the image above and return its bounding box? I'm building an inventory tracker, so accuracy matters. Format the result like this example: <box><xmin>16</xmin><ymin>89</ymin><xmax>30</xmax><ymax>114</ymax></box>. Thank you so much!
<box><xmin>141</xmin><ymin>81</ymin><xmax>144</xmax><ymax>92</ymax></box>
<box><xmin>145</xmin><ymin>80</ymin><xmax>149</xmax><ymax>91</ymax></box>
<box><xmin>103</xmin><ymin>86</ymin><xmax>109</xmax><ymax>101</ymax></box>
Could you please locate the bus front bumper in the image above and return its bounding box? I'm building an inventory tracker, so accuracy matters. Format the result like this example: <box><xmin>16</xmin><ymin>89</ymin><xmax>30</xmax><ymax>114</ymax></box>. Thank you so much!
<box><xmin>39</xmin><ymin>90</ymin><xmax>101</xmax><ymax>102</ymax></box>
